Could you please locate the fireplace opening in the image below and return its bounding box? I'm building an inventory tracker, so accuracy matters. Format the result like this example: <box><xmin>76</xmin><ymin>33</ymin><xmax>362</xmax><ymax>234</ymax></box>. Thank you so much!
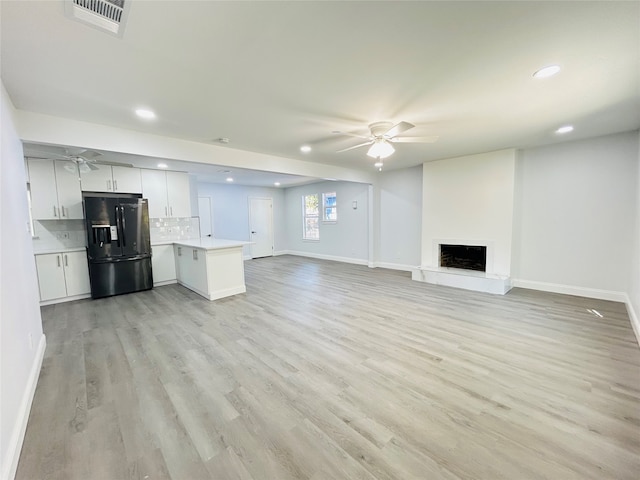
<box><xmin>440</xmin><ymin>244</ymin><xmax>487</xmax><ymax>272</ymax></box>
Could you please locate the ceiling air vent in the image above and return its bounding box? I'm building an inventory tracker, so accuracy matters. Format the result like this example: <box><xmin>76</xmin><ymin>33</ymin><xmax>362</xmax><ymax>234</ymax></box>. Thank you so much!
<box><xmin>65</xmin><ymin>0</ymin><xmax>131</xmax><ymax>38</ymax></box>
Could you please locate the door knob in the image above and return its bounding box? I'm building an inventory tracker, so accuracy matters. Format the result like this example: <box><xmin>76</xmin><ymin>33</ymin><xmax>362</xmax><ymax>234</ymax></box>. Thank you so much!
<box><xmin>251</xmin><ymin>231</ymin><xmax>257</xmax><ymax>234</ymax></box>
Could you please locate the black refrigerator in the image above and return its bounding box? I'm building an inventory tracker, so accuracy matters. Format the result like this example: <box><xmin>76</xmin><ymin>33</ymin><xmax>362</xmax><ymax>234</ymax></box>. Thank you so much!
<box><xmin>84</xmin><ymin>195</ymin><xmax>153</xmax><ymax>299</ymax></box>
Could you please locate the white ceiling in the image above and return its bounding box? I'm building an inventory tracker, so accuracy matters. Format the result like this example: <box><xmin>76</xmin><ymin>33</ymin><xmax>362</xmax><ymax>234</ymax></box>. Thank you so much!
<box><xmin>2</xmin><ymin>1</ymin><xmax>639</xmax><ymax>184</ymax></box>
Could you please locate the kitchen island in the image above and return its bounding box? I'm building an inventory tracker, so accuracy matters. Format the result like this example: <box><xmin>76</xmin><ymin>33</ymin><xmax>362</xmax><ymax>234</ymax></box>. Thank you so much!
<box><xmin>172</xmin><ymin>238</ymin><xmax>252</xmax><ymax>301</ymax></box>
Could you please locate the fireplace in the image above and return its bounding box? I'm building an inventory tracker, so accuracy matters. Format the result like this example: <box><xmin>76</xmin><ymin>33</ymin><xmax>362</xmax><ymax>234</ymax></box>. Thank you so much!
<box><xmin>440</xmin><ymin>244</ymin><xmax>487</xmax><ymax>272</ymax></box>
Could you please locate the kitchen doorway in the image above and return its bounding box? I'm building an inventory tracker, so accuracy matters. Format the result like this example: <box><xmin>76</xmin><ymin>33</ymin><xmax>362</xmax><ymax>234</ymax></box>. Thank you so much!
<box><xmin>248</xmin><ymin>197</ymin><xmax>274</xmax><ymax>258</ymax></box>
<box><xmin>198</xmin><ymin>196</ymin><xmax>212</xmax><ymax>238</ymax></box>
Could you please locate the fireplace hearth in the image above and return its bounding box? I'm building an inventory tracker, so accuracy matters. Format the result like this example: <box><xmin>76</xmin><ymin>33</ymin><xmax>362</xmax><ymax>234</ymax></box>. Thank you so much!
<box><xmin>440</xmin><ymin>244</ymin><xmax>487</xmax><ymax>272</ymax></box>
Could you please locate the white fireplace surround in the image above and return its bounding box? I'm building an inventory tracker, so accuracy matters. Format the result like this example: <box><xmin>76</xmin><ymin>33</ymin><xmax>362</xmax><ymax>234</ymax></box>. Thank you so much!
<box><xmin>412</xmin><ymin>239</ymin><xmax>512</xmax><ymax>295</ymax></box>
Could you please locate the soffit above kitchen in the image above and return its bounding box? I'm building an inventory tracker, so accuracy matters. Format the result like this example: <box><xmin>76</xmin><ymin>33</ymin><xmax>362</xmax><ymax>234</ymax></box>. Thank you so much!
<box><xmin>2</xmin><ymin>1</ymin><xmax>639</xmax><ymax>173</ymax></box>
<box><xmin>22</xmin><ymin>143</ymin><xmax>319</xmax><ymax>188</ymax></box>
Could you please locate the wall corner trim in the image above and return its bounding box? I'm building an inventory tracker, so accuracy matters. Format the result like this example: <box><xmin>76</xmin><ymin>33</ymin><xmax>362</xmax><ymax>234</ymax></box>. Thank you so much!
<box><xmin>2</xmin><ymin>334</ymin><xmax>46</xmax><ymax>480</ymax></box>
<box><xmin>623</xmin><ymin>294</ymin><xmax>640</xmax><ymax>347</ymax></box>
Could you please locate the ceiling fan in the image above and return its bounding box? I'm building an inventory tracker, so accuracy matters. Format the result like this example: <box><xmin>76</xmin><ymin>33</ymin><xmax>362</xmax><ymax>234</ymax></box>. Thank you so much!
<box><xmin>334</xmin><ymin>121</ymin><xmax>438</xmax><ymax>166</ymax></box>
<box><xmin>25</xmin><ymin>148</ymin><xmax>133</xmax><ymax>173</ymax></box>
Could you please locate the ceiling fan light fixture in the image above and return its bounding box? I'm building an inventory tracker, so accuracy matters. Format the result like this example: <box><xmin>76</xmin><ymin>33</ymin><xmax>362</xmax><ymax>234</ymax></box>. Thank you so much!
<box><xmin>367</xmin><ymin>139</ymin><xmax>395</xmax><ymax>159</ymax></box>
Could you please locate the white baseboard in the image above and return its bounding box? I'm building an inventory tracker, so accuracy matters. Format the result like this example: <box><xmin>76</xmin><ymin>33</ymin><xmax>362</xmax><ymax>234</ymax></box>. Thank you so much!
<box><xmin>278</xmin><ymin>250</ymin><xmax>368</xmax><ymax>266</ymax></box>
<box><xmin>39</xmin><ymin>293</ymin><xmax>91</xmax><ymax>306</ymax></box>
<box><xmin>371</xmin><ymin>261</ymin><xmax>416</xmax><ymax>272</ymax></box>
<box><xmin>153</xmin><ymin>279</ymin><xmax>177</xmax><ymax>287</ymax></box>
<box><xmin>623</xmin><ymin>293</ymin><xmax>640</xmax><ymax>347</ymax></box>
<box><xmin>3</xmin><ymin>334</ymin><xmax>46</xmax><ymax>480</ymax></box>
<box><xmin>511</xmin><ymin>279</ymin><xmax>627</xmax><ymax>303</ymax></box>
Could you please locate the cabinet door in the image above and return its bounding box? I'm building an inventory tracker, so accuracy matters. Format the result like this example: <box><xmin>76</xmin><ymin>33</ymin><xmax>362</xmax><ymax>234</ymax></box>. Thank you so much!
<box><xmin>190</xmin><ymin>248</ymin><xmax>209</xmax><ymax>294</ymax></box>
<box><xmin>141</xmin><ymin>169</ymin><xmax>168</xmax><ymax>218</ymax></box>
<box><xmin>174</xmin><ymin>245</ymin><xmax>190</xmax><ymax>285</ymax></box>
<box><xmin>166</xmin><ymin>171</ymin><xmax>191</xmax><ymax>217</ymax></box>
<box><xmin>112</xmin><ymin>166</ymin><xmax>142</xmax><ymax>194</ymax></box>
<box><xmin>35</xmin><ymin>254</ymin><xmax>67</xmax><ymax>301</ymax></box>
<box><xmin>80</xmin><ymin>164</ymin><xmax>113</xmax><ymax>192</ymax></box>
<box><xmin>54</xmin><ymin>161</ymin><xmax>83</xmax><ymax>219</ymax></box>
<box><xmin>151</xmin><ymin>244</ymin><xmax>177</xmax><ymax>284</ymax></box>
<box><xmin>28</xmin><ymin>159</ymin><xmax>59</xmax><ymax>220</ymax></box>
<box><xmin>63</xmin><ymin>251</ymin><xmax>91</xmax><ymax>296</ymax></box>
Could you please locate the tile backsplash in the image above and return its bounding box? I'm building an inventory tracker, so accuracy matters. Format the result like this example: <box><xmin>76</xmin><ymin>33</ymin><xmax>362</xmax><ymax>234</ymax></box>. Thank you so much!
<box><xmin>32</xmin><ymin>217</ymin><xmax>201</xmax><ymax>252</ymax></box>
<box><xmin>150</xmin><ymin>217</ymin><xmax>200</xmax><ymax>243</ymax></box>
<box><xmin>32</xmin><ymin>220</ymin><xmax>86</xmax><ymax>251</ymax></box>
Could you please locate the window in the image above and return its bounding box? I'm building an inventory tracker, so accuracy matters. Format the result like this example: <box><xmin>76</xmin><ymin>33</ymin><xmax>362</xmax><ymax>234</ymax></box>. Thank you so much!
<box><xmin>322</xmin><ymin>192</ymin><xmax>337</xmax><ymax>222</ymax></box>
<box><xmin>302</xmin><ymin>194</ymin><xmax>319</xmax><ymax>240</ymax></box>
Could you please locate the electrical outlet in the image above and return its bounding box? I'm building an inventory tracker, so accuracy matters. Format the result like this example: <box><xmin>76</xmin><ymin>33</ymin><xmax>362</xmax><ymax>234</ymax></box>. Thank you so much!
<box><xmin>28</xmin><ymin>333</ymin><xmax>33</xmax><ymax>349</ymax></box>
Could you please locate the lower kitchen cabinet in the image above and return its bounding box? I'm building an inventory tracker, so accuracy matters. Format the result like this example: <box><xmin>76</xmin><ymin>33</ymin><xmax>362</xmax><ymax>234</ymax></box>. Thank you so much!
<box><xmin>151</xmin><ymin>244</ymin><xmax>177</xmax><ymax>285</ymax></box>
<box><xmin>174</xmin><ymin>245</ymin><xmax>208</xmax><ymax>296</ymax></box>
<box><xmin>35</xmin><ymin>251</ymin><xmax>91</xmax><ymax>302</ymax></box>
<box><xmin>173</xmin><ymin>240</ymin><xmax>248</xmax><ymax>301</ymax></box>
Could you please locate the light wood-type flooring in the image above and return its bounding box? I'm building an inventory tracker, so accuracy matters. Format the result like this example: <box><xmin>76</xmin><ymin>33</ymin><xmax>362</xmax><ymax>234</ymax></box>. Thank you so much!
<box><xmin>16</xmin><ymin>255</ymin><xmax>640</xmax><ymax>479</ymax></box>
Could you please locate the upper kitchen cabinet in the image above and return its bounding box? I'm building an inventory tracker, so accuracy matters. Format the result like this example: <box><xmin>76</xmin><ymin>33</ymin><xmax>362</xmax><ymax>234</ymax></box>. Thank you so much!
<box><xmin>80</xmin><ymin>164</ymin><xmax>142</xmax><ymax>193</ymax></box>
<box><xmin>28</xmin><ymin>159</ymin><xmax>83</xmax><ymax>220</ymax></box>
<box><xmin>166</xmin><ymin>171</ymin><xmax>191</xmax><ymax>218</ymax></box>
<box><xmin>141</xmin><ymin>169</ymin><xmax>191</xmax><ymax>218</ymax></box>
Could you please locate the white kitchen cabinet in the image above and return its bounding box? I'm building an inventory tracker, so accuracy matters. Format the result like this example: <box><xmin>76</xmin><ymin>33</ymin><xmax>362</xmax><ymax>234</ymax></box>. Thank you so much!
<box><xmin>151</xmin><ymin>244</ymin><xmax>177</xmax><ymax>285</ymax></box>
<box><xmin>80</xmin><ymin>165</ymin><xmax>142</xmax><ymax>193</ymax></box>
<box><xmin>174</xmin><ymin>245</ymin><xmax>208</xmax><ymax>296</ymax></box>
<box><xmin>141</xmin><ymin>169</ymin><xmax>169</xmax><ymax>218</ymax></box>
<box><xmin>28</xmin><ymin>159</ymin><xmax>83</xmax><ymax>220</ymax></box>
<box><xmin>35</xmin><ymin>251</ymin><xmax>90</xmax><ymax>302</ymax></box>
<box><xmin>173</xmin><ymin>239</ymin><xmax>248</xmax><ymax>301</ymax></box>
<box><xmin>141</xmin><ymin>169</ymin><xmax>191</xmax><ymax>218</ymax></box>
<box><xmin>166</xmin><ymin>171</ymin><xmax>191</xmax><ymax>217</ymax></box>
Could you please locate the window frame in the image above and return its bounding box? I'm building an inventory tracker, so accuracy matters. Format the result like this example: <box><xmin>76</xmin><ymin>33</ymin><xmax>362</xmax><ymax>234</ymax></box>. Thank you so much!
<box><xmin>322</xmin><ymin>191</ymin><xmax>337</xmax><ymax>223</ymax></box>
<box><xmin>302</xmin><ymin>193</ymin><xmax>320</xmax><ymax>241</ymax></box>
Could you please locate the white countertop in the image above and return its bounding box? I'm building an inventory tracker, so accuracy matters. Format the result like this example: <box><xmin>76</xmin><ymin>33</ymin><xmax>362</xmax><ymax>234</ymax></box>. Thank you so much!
<box><xmin>33</xmin><ymin>246</ymin><xmax>86</xmax><ymax>255</ymax></box>
<box><xmin>172</xmin><ymin>238</ymin><xmax>253</xmax><ymax>250</ymax></box>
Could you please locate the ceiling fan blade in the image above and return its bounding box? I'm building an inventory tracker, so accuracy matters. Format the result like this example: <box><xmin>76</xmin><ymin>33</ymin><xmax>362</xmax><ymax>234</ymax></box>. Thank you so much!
<box><xmin>95</xmin><ymin>160</ymin><xmax>134</xmax><ymax>168</ymax></box>
<box><xmin>390</xmin><ymin>135</ymin><xmax>439</xmax><ymax>144</ymax></box>
<box><xmin>24</xmin><ymin>150</ymin><xmax>72</xmax><ymax>161</ymax></box>
<box><xmin>332</xmin><ymin>130</ymin><xmax>371</xmax><ymax>140</ymax></box>
<box><xmin>78</xmin><ymin>150</ymin><xmax>102</xmax><ymax>160</ymax></box>
<box><xmin>383</xmin><ymin>121</ymin><xmax>415</xmax><ymax>138</ymax></box>
<box><xmin>336</xmin><ymin>141</ymin><xmax>373</xmax><ymax>153</ymax></box>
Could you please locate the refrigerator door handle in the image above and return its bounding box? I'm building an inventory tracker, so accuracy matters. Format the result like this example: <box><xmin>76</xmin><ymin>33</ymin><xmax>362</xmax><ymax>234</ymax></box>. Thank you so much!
<box><xmin>114</xmin><ymin>205</ymin><xmax>122</xmax><ymax>247</ymax></box>
<box><xmin>120</xmin><ymin>205</ymin><xmax>126</xmax><ymax>247</ymax></box>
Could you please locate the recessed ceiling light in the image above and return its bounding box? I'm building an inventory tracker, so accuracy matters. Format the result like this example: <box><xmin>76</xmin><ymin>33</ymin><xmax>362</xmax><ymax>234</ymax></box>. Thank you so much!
<box><xmin>157</xmin><ymin>163</ymin><xmax>168</xmax><ymax>169</ymax></box>
<box><xmin>533</xmin><ymin>65</ymin><xmax>561</xmax><ymax>78</ymax></box>
<box><xmin>274</xmin><ymin>182</ymin><xmax>281</xmax><ymax>187</ymax></box>
<box><xmin>556</xmin><ymin>125</ymin><xmax>574</xmax><ymax>134</ymax></box>
<box><xmin>300</xmin><ymin>145</ymin><xmax>312</xmax><ymax>153</ymax></box>
<box><xmin>135</xmin><ymin>108</ymin><xmax>156</xmax><ymax>119</ymax></box>
<box><xmin>226</xmin><ymin>177</ymin><xmax>234</xmax><ymax>182</ymax></box>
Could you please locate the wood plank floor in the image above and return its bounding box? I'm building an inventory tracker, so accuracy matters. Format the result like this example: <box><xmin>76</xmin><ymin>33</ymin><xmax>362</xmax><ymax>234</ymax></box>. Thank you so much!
<box><xmin>16</xmin><ymin>255</ymin><xmax>640</xmax><ymax>479</ymax></box>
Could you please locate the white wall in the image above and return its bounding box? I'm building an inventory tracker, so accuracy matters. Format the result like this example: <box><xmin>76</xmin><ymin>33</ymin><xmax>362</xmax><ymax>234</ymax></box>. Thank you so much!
<box><xmin>378</xmin><ymin>165</ymin><xmax>422</xmax><ymax>270</ymax></box>
<box><xmin>512</xmin><ymin>132</ymin><xmax>638</xmax><ymax>300</ymax></box>
<box><xmin>1</xmin><ymin>83</ymin><xmax>46</xmax><ymax>480</ymax></box>
<box><xmin>196</xmin><ymin>182</ymin><xmax>286</xmax><ymax>258</ymax></box>
<box><xmin>284</xmin><ymin>181</ymin><xmax>370</xmax><ymax>263</ymax></box>
<box><xmin>421</xmin><ymin>149</ymin><xmax>516</xmax><ymax>276</ymax></box>
<box><xmin>627</xmin><ymin>131</ymin><xmax>640</xmax><ymax>341</ymax></box>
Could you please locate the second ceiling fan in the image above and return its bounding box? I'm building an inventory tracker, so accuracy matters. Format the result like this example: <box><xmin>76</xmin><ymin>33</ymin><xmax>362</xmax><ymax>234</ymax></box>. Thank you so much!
<box><xmin>335</xmin><ymin>121</ymin><xmax>438</xmax><ymax>161</ymax></box>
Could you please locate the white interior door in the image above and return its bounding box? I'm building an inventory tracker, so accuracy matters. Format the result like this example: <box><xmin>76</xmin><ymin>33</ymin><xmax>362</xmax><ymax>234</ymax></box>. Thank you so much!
<box><xmin>198</xmin><ymin>196</ymin><xmax>213</xmax><ymax>238</ymax></box>
<box><xmin>248</xmin><ymin>197</ymin><xmax>273</xmax><ymax>258</ymax></box>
